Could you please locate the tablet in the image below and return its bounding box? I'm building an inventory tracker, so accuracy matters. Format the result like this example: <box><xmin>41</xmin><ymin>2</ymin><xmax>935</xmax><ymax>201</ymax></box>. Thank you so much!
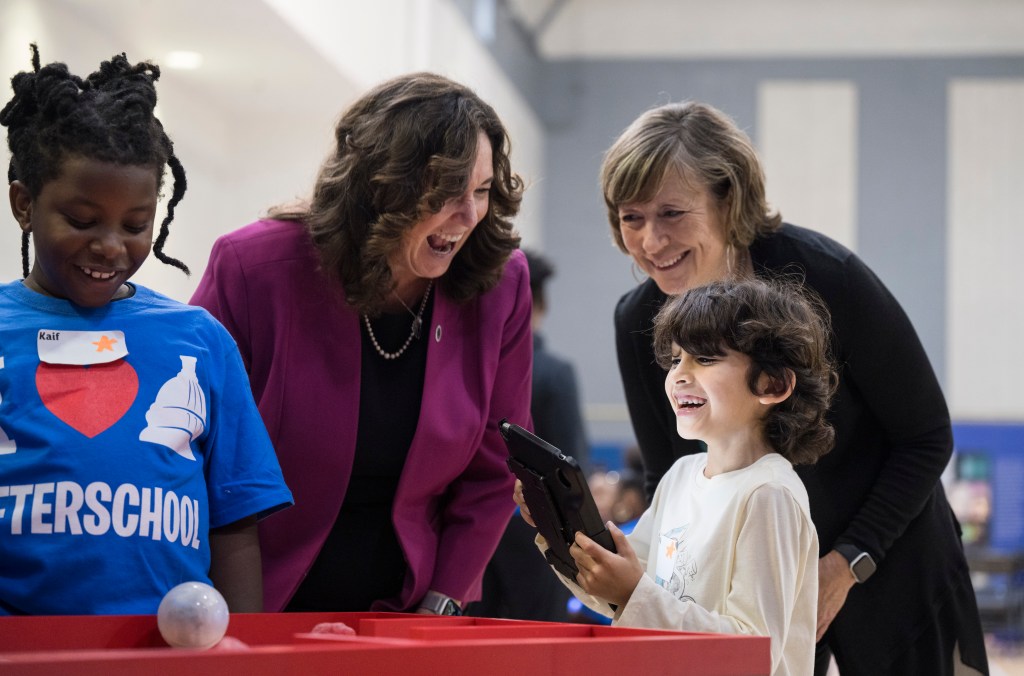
<box><xmin>500</xmin><ymin>419</ymin><xmax>616</xmax><ymax>579</ymax></box>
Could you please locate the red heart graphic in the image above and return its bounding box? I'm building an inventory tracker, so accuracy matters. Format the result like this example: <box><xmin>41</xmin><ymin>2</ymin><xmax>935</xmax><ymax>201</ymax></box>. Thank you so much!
<box><xmin>36</xmin><ymin>361</ymin><xmax>139</xmax><ymax>438</ymax></box>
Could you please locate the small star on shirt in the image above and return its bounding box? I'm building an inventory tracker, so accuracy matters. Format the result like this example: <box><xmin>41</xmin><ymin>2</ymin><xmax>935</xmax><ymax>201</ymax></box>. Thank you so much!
<box><xmin>92</xmin><ymin>335</ymin><xmax>118</xmax><ymax>352</ymax></box>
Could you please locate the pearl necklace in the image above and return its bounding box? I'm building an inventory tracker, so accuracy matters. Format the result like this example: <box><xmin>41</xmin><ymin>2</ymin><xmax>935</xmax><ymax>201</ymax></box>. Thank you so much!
<box><xmin>363</xmin><ymin>280</ymin><xmax>433</xmax><ymax>360</ymax></box>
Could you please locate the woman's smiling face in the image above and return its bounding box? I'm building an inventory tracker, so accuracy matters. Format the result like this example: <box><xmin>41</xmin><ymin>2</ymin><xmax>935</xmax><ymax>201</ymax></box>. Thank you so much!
<box><xmin>618</xmin><ymin>171</ymin><xmax>730</xmax><ymax>296</ymax></box>
<box><xmin>388</xmin><ymin>131</ymin><xmax>493</xmax><ymax>295</ymax></box>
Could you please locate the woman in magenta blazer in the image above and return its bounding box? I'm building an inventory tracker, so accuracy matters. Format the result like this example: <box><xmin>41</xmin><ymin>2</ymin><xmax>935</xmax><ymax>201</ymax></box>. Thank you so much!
<box><xmin>190</xmin><ymin>73</ymin><xmax>531</xmax><ymax>615</ymax></box>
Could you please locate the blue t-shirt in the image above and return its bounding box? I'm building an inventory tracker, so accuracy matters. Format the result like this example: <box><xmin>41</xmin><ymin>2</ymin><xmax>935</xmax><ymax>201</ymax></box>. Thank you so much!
<box><xmin>0</xmin><ymin>280</ymin><xmax>292</xmax><ymax>615</ymax></box>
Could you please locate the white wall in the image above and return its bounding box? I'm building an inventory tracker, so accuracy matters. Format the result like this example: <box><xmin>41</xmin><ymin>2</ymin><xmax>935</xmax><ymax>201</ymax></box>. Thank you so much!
<box><xmin>1</xmin><ymin>0</ymin><xmax>60</xmax><ymax>288</ymax></box>
<box><xmin>948</xmin><ymin>79</ymin><xmax>1024</xmax><ymax>420</ymax></box>
<box><xmin>534</xmin><ymin>0</ymin><xmax>1024</xmax><ymax>59</ymax></box>
<box><xmin>758</xmin><ymin>80</ymin><xmax>858</xmax><ymax>251</ymax></box>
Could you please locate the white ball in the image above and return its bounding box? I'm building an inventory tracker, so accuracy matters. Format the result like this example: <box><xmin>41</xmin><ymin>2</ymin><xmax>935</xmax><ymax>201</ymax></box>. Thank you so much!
<box><xmin>157</xmin><ymin>581</ymin><xmax>229</xmax><ymax>649</ymax></box>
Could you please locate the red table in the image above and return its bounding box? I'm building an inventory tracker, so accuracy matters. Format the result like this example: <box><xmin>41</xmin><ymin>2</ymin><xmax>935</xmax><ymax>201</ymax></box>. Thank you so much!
<box><xmin>0</xmin><ymin>612</ymin><xmax>769</xmax><ymax>675</ymax></box>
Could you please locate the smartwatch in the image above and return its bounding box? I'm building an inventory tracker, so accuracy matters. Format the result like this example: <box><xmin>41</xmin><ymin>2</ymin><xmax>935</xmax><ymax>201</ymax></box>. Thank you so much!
<box><xmin>419</xmin><ymin>591</ymin><xmax>462</xmax><ymax>616</ymax></box>
<box><xmin>835</xmin><ymin>543</ymin><xmax>877</xmax><ymax>583</ymax></box>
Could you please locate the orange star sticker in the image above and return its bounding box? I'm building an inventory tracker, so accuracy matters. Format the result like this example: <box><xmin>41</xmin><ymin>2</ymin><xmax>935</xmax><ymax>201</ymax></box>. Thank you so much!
<box><xmin>92</xmin><ymin>335</ymin><xmax>118</xmax><ymax>352</ymax></box>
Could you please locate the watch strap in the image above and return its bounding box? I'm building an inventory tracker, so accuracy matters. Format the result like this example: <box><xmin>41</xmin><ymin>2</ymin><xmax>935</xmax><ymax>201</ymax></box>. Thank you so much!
<box><xmin>419</xmin><ymin>591</ymin><xmax>462</xmax><ymax>616</ymax></box>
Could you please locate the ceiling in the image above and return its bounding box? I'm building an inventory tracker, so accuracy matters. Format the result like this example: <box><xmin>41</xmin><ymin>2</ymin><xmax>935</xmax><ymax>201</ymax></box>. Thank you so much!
<box><xmin>506</xmin><ymin>0</ymin><xmax>1024</xmax><ymax>59</ymax></box>
<box><xmin>41</xmin><ymin>0</ymin><xmax>1024</xmax><ymax>121</ymax></box>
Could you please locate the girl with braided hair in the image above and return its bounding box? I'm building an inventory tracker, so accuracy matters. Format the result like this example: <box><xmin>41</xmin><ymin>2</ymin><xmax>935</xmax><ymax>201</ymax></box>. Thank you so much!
<box><xmin>0</xmin><ymin>46</ymin><xmax>292</xmax><ymax>615</ymax></box>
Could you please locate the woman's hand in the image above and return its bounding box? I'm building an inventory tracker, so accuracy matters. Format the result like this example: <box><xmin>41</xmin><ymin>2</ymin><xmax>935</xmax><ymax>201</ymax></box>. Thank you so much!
<box><xmin>512</xmin><ymin>479</ymin><xmax>537</xmax><ymax>527</ymax></box>
<box><xmin>816</xmin><ymin>550</ymin><xmax>856</xmax><ymax>641</ymax></box>
<box><xmin>570</xmin><ymin>523</ymin><xmax>642</xmax><ymax>608</ymax></box>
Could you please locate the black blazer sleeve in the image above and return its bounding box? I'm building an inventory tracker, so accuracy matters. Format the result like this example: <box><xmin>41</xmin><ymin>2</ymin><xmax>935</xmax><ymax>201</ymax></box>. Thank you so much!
<box><xmin>819</xmin><ymin>248</ymin><xmax>953</xmax><ymax>562</ymax></box>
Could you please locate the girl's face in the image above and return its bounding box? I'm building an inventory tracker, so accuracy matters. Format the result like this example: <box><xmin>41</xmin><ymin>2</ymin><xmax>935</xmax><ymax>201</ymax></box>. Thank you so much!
<box><xmin>664</xmin><ymin>344</ymin><xmax>767</xmax><ymax>452</ymax></box>
<box><xmin>388</xmin><ymin>131</ymin><xmax>493</xmax><ymax>296</ymax></box>
<box><xmin>618</xmin><ymin>171</ymin><xmax>730</xmax><ymax>296</ymax></box>
<box><xmin>10</xmin><ymin>156</ymin><xmax>158</xmax><ymax>308</ymax></box>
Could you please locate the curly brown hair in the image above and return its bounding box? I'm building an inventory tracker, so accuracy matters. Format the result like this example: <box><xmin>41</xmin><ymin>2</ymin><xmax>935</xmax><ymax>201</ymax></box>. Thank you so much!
<box><xmin>652</xmin><ymin>277</ymin><xmax>838</xmax><ymax>465</ymax></box>
<box><xmin>600</xmin><ymin>101</ymin><xmax>781</xmax><ymax>255</ymax></box>
<box><xmin>271</xmin><ymin>72</ymin><xmax>523</xmax><ymax>314</ymax></box>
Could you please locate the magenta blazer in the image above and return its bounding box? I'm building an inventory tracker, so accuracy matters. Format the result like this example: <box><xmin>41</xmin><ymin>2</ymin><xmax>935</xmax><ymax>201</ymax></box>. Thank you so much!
<box><xmin>190</xmin><ymin>219</ymin><xmax>532</xmax><ymax>612</ymax></box>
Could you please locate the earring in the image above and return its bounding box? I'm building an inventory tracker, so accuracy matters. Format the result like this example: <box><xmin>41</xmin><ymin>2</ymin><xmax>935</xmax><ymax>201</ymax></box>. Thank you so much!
<box><xmin>630</xmin><ymin>260</ymin><xmax>647</xmax><ymax>284</ymax></box>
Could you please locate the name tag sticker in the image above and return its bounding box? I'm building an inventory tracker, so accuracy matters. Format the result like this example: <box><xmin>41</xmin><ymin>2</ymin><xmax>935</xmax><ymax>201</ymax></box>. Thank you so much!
<box><xmin>37</xmin><ymin>330</ymin><xmax>128</xmax><ymax>365</ymax></box>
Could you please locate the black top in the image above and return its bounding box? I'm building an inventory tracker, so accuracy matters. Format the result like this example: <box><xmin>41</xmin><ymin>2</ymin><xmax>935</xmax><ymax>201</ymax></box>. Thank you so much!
<box><xmin>286</xmin><ymin>297</ymin><xmax>432</xmax><ymax>612</ymax></box>
<box><xmin>614</xmin><ymin>223</ymin><xmax>986</xmax><ymax>672</ymax></box>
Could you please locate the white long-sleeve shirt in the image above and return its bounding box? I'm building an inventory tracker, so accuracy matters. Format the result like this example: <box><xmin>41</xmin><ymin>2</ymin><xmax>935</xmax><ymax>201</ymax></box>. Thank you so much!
<box><xmin>558</xmin><ymin>453</ymin><xmax>817</xmax><ymax>676</ymax></box>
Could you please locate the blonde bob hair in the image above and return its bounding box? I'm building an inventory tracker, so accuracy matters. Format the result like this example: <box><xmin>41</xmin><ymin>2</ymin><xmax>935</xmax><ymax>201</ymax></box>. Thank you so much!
<box><xmin>600</xmin><ymin>101</ymin><xmax>781</xmax><ymax>252</ymax></box>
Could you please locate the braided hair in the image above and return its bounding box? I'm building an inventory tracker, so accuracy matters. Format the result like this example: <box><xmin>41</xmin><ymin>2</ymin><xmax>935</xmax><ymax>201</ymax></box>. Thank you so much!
<box><xmin>0</xmin><ymin>44</ymin><xmax>189</xmax><ymax>277</ymax></box>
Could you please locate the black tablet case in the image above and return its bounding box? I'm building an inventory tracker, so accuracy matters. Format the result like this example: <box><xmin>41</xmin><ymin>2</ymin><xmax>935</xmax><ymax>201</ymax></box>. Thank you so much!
<box><xmin>500</xmin><ymin>419</ymin><xmax>616</xmax><ymax>579</ymax></box>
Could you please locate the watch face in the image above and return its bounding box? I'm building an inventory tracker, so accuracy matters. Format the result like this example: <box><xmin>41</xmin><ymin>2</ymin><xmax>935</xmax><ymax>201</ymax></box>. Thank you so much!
<box><xmin>850</xmin><ymin>553</ymin><xmax>877</xmax><ymax>582</ymax></box>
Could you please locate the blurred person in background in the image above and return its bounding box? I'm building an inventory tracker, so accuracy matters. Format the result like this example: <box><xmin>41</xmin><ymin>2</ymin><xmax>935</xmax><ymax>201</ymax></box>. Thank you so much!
<box><xmin>468</xmin><ymin>249</ymin><xmax>587</xmax><ymax>621</ymax></box>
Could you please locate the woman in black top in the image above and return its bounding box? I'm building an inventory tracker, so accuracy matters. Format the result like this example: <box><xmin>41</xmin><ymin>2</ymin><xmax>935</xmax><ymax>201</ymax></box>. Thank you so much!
<box><xmin>606</xmin><ymin>102</ymin><xmax>987</xmax><ymax>675</ymax></box>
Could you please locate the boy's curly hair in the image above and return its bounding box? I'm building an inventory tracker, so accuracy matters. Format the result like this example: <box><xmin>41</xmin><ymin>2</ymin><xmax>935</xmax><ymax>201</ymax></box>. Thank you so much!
<box><xmin>652</xmin><ymin>277</ymin><xmax>838</xmax><ymax>465</ymax></box>
<box><xmin>1</xmin><ymin>44</ymin><xmax>188</xmax><ymax>277</ymax></box>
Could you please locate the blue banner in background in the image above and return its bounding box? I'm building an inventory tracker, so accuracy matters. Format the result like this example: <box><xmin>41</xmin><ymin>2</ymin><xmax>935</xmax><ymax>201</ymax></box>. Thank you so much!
<box><xmin>953</xmin><ymin>423</ymin><xmax>1024</xmax><ymax>553</ymax></box>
